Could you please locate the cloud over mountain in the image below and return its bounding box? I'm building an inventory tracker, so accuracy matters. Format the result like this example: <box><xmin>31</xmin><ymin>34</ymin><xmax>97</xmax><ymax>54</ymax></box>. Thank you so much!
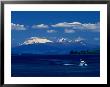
<box><xmin>32</xmin><ymin>24</ymin><xmax>49</xmax><ymax>29</ymax></box>
<box><xmin>51</xmin><ymin>22</ymin><xmax>99</xmax><ymax>32</ymax></box>
<box><xmin>47</xmin><ymin>30</ymin><xmax>57</xmax><ymax>33</ymax></box>
<box><xmin>11</xmin><ymin>22</ymin><xmax>99</xmax><ymax>33</ymax></box>
<box><xmin>51</xmin><ymin>22</ymin><xmax>82</xmax><ymax>28</ymax></box>
<box><xmin>64</xmin><ymin>29</ymin><xmax>75</xmax><ymax>33</ymax></box>
<box><xmin>11</xmin><ymin>23</ymin><xmax>26</xmax><ymax>30</ymax></box>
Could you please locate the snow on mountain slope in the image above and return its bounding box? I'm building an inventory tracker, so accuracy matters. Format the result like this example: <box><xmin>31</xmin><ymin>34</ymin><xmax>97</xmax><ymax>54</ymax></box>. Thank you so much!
<box><xmin>11</xmin><ymin>36</ymin><xmax>100</xmax><ymax>55</ymax></box>
<box><xmin>21</xmin><ymin>37</ymin><xmax>53</xmax><ymax>45</ymax></box>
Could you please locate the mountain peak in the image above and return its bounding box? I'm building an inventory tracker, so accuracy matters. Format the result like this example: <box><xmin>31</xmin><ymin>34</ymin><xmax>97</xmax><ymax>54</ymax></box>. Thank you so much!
<box><xmin>74</xmin><ymin>37</ymin><xmax>85</xmax><ymax>42</ymax></box>
<box><xmin>21</xmin><ymin>37</ymin><xmax>53</xmax><ymax>45</ymax></box>
<box><xmin>56</xmin><ymin>38</ymin><xmax>72</xmax><ymax>43</ymax></box>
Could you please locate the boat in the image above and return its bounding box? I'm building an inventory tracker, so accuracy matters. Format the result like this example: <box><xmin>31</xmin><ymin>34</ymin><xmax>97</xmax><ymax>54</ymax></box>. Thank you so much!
<box><xmin>79</xmin><ymin>59</ymin><xmax>88</xmax><ymax>66</ymax></box>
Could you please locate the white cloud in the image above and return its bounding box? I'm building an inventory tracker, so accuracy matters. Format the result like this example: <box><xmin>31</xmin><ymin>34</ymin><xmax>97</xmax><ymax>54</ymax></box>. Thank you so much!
<box><xmin>64</xmin><ymin>29</ymin><xmax>75</xmax><ymax>33</ymax></box>
<box><xmin>51</xmin><ymin>22</ymin><xmax>82</xmax><ymax>28</ymax></box>
<box><xmin>47</xmin><ymin>30</ymin><xmax>57</xmax><ymax>33</ymax></box>
<box><xmin>51</xmin><ymin>22</ymin><xmax>100</xmax><ymax>32</ymax></box>
<box><xmin>51</xmin><ymin>22</ymin><xmax>72</xmax><ymax>28</ymax></box>
<box><xmin>32</xmin><ymin>24</ymin><xmax>48</xmax><ymax>29</ymax></box>
<box><xmin>68</xmin><ymin>22</ymin><xmax>82</xmax><ymax>25</ymax></box>
<box><xmin>82</xmin><ymin>23</ymin><xmax>99</xmax><ymax>30</ymax></box>
<box><xmin>83</xmin><ymin>24</ymin><xmax>96</xmax><ymax>29</ymax></box>
<box><xmin>11</xmin><ymin>23</ymin><xmax>26</xmax><ymax>30</ymax></box>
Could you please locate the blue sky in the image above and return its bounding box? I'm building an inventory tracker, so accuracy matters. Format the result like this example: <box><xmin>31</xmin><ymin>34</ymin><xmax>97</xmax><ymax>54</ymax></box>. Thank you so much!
<box><xmin>11</xmin><ymin>11</ymin><xmax>100</xmax><ymax>47</ymax></box>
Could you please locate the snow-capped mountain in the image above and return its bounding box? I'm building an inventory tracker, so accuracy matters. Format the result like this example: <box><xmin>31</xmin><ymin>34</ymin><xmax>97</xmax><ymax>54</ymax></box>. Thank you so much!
<box><xmin>21</xmin><ymin>37</ymin><xmax>86</xmax><ymax>45</ymax></box>
<box><xmin>74</xmin><ymin>37</ymin><xmax>86</xmax><ymax>46</ymax></box>
<box><xmin>21</xmin><ymin>37</ymin><xmax>53</xmax><ymax>45</ymax></box>
<box><xmin>56</xmin><ymin>37</ymin><xmax>86</xmax><ymax>46</ymax></box>
<box><xmin>74</xmin><ymin>37</ymin><xmax>85</xmax><ymax>43</ymax></box>
<box><xmin>12</xmin><ymin>37</ymin><xmax>99</xmax><ymax>55</ymax></box>
<box><xmin>56</xmin><ymin>38</ymin><xmax>72</xmax><ymax>43</ymax></box>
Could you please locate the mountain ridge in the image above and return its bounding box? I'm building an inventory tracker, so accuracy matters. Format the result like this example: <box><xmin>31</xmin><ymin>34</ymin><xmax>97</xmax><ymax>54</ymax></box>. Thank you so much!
<box><xmin>12</xmin><ymin>41</ymin><xmax>99</xmax><ymax>55</ymax></box>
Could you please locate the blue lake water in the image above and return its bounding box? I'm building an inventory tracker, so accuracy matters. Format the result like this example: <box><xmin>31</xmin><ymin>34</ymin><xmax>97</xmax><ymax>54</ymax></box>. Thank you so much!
<box><xmin>11</xmin><ymin>55</ymin><xmax>100</xmax><ymax>77</ymax></box>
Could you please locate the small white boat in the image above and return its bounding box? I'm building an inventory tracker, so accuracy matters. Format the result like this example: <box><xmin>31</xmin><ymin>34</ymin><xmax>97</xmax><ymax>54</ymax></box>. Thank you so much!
<box><xmin>79</xmin><ymin>59</ymin><xmax>88</xmax><ymax>66</ymax></box>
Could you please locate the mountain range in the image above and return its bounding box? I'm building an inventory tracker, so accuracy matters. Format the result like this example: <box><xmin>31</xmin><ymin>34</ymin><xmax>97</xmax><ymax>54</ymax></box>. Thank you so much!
<box><xmin>12</xmin><ymin>37</ymin><xmax>99</xmax><ymax>55</ymax></box>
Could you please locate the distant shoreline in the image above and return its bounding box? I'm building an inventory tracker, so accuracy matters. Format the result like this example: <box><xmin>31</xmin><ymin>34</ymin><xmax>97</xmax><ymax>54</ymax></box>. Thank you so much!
<box><xmin>11</xmin><ymin>54</ymin><xmax>100</xmax><ymax>56</ymax></box>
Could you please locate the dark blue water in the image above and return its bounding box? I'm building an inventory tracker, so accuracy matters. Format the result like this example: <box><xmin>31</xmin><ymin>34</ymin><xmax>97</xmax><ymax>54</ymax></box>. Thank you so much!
<box><xmin>11</xmin><ymin>54</ymin><xmax>100</xmax><ymax>77</ymax></box>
